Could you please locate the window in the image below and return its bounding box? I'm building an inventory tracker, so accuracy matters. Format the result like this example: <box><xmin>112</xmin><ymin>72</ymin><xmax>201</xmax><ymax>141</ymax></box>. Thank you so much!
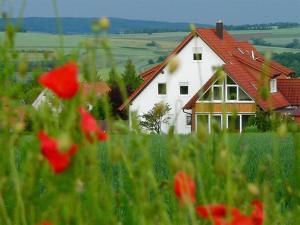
<box><xmin>213</xmin><ymin>86</ymin><xmax>223</xmax><ymax>101</ymax></box>
<box><xmin>227</xmin><ymin>115</ymin><xmax>240</xmax><ymax>132</ymax></box>
<box><xmin>241</xmin><ymin>115</ymin><xmax>254</xmax><ymax>130</ymax></box>
<box><xmin>158</xmin><ymin>83</ymin><xmax>166</xmax><ymax>95</ymax></box>
<box><xmin>239</xmin><ymin>88</ymin><xmax>252</xmax><ymax>101</ymax></box>
<box><xmin>201</xmin><ymin>90</ymin><xmax>211</xmax><ymax>101</ymax></box>
<box><xmin>197</xmin><ymin>115</ymin><xmax>209</xmax><ymax>132</ymax></box>
<box><xmin>193</xmin><ymin>47</ymin><xmax>202</xmax><ymax>61</ymax></box>
<box><xmin>186</xmin><ymin>114</ymin><xmax>192</xmax><ymax>126</ymax></box>
<box><xmin>270</xmin><ymin>79</ymin><xmax>277</xmax><ymax>93</ymax></box>
<box><xmin>193</xmin><ymin>53</ymin><xmax>202</xmax><ymax>60</ymax></box>
<box><xmin>211</xmin><ymin>115</ymin><xmax>222</xmax><ymax>131</ymax></box>
<box><xmin>196</xmin><ymin>114</ymin><xmax>255</xmax><ymax>133</ymax></box>
<box><xmin>180</xmin><ymin>83</ymin><xmax>189</xmax><ymax>95</ymax></box>
<box><xmin>226</xmin><ymin>76</ymin><xmax>235</xmax><ymax>85</ymax></box>
<box><xmin>227</xmin><ymin>86</ymin><xmax>238</xmax><ymax>101</ymax></box>
<box><xmin>199</xmin><ymin>75</ymin><xmax>252</xmax><ymax>102</ymax></box>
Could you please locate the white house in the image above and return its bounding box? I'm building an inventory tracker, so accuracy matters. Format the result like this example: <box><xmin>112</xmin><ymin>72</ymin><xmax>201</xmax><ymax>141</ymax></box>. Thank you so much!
<box><xmin>119</xmin><ymin>21</ymin><xmax>296</xmax><ymax>134</ymax></box>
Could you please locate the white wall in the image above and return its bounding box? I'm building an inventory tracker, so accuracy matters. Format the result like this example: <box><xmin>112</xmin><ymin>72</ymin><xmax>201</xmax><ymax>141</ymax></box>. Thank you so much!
<box><xmin>130</xmin><ymin>36</ymin><xmax>225</xmax><ymax>134</ymax></box>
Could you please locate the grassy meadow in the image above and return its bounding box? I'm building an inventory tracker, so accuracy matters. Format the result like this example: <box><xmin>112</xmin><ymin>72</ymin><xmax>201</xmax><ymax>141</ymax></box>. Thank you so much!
<box><xmin>1</xmin><ymin>130</ymin><xmax>299</xmax><ymax>225</ymax></box>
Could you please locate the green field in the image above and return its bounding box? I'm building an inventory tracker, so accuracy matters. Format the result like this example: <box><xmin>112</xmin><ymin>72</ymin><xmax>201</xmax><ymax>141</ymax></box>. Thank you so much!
<box><xmin>1</xmin><ymin>27</ymin><xmax>299</xmax><ymax>74</ymax></box>
<box><xmin>1</xmin><ymin>131</ymin><xmax>298</xmax><ymax>224</ymax></box>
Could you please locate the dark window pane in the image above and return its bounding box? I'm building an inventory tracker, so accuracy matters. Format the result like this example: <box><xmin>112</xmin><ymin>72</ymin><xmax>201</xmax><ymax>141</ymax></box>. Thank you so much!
<box><xmin>227</xmin><ymin>76</ymin><xmax>236</xmax><ymax>85</ymax></box>
<box><xmin>239</xmin><ymin>88</ymin><xmax>251</xmax><ymax>101</ymax></box>
<box><xmin>213</xmin><ymin>86</ymin><xmax>222</xmax><ymax>100</ymax></box>
<box><xmin>228</xmin><ymin>115</ymin><xmax>240</xmax><ymax>132</ymax></box>
<box><xmin>227</xmin><ymin>86</ymin><xmax>237</xmax><ymax>100</ymax></box>
<box><xmin>180</xmin><ymin>86</ymin><xmax>189</xmax><ymax>95</ymax></box>
<box><xmin>242</xmin><ymin>115</ymin><xmax>255</xmax><ymax>130</ymax></box>
<box><xmin>158</xmin><ymin>83</ymin><xmax>166</xmax><ymax>95</ymax></box>
<box><xmin>211</xmin><ymin>115</ymin><xmax>222</xmax><ymax>130</ymax></box>
<box><xmin>201</xmin><ymin>90</ymin><xmax>211</xmax><ymax>101</ymax></box>
<box><xmin>197</xmin><ymin>115</ymin><xmax>209</xmax><ymax>132</ymax></box>
<box><xmin>193</xmin><ymin>53</ymin><xmax>202</xmax><ymax>60</ymax></box>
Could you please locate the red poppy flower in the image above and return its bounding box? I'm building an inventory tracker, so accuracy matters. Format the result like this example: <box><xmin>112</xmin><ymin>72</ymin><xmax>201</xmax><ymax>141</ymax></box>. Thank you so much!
<box><xmin>38</xmin><ymin>131</ymin><xmax>78</xmax><ymax>174</ymax></box>
<box><xmin>196</xmin><ymin>204</ymin><xmax>227</xmax><ymax>218</ymax></box>
<box><xmin>79</xmin><ymin>107</ymin><xmax>108</xmax><ymax>142</ymax></box>
<box><xmin>38</xmin><ymin>62</ymin><xmax>79</xmax><ymax>99</ymax></box>
<box><xmin>251</xmin><ymin>200</ymin><xmax>264</xmax><ymax>225</ymax></box>
<box><xmin>174</xmin><ymin>171</ymin><xmax>196</xmax><ymax>203</ymax></box>
<box><xmin>196</xmin><ymin>200</ymin><xmax>263</xmax><ymax>225</ymax></box>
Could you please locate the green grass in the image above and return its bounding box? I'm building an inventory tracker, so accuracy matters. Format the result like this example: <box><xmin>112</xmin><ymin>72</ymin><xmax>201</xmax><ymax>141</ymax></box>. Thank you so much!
<box><xmin>3</xmin><ymin>131</ymin><xmax>297</xmax><ymax>225</ymax></box>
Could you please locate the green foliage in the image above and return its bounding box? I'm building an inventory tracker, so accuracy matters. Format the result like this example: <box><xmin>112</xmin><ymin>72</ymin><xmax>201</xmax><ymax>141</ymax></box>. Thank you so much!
<box><xmin>272</xmin><ymin>52</ymin><xmax>300</xmax><ymax>76</ymax></box>
<box><xmin>286</xmin><ymin>38</ymin><xmax>300</xmax><ymax>49</ymax></box>
<box><xmin>146</xmin><ymin>41</ymin><xmax>161</xmax><ymax>48</ymax></box>
<box><xmin>139</xmin><ymin>102</ymin><xmax>171</xmax><ymax>134</ymax></box>
<box><xmin>122</xmin><ymin>59</ymin><xmax>143</xmax><ymax>91</ymax></box>
<box><xmin>251</xmin><ymin>38</ymin><xmax>272</xmax><ymax>46</ymax></box>
<box><xmin>148</xmin><ymin>59</ymin><xmax>155</xmax><ymax>65</ymax></box>
<box><xmin>249</xmin><ymin>109</ymin><xmax>296</xmax><ymax>132</ymax></box>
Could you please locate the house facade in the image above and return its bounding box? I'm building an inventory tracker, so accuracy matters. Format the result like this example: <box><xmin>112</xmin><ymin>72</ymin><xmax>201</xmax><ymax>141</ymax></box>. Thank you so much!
<box><xmin>120</xmin><ymin>21</ymin><xmax>299</xmax><ymax>134</ymax></box>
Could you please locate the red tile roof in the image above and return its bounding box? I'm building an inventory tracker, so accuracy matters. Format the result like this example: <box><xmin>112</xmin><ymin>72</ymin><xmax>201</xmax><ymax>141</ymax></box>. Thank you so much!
<box><xmin>278</xmin><ymin>79</ymin><xmax>300</xmax><ymax>106</ymax></box>
<box><xmin>140</xmin><ymin>63</ymin><xmax>162</xmax><ymax>80</ymax></box>
<box><xmin>119</xmin><ymin>27</ymin><xmax>295</xmax><ymax>111</ymax></box>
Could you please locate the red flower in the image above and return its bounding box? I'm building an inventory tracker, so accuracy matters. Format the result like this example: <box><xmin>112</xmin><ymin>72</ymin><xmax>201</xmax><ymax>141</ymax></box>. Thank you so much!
<box><xmin>38</xmin><ymin>62</ymin><xmax>79</xmax><ymax>99</ymax></box>
<box><xmin>251</xmin><ymin>200</ymin><xmax>264</xmax><ymax>225</ymax></box>
<box><xmin>38</xmin><ymin>131</ymin><xmax>78</xmax><ymax>174</ymax></box>
<box><xmin>196</xmin><ymin>204</ymin><xmax>227</xmax><ymax>218</ymax></box>
<box><xmin>174</xmin><ymin>171</ymin><xmax>196</xmax><ymax>203</ymax></box>
<box><xmin>79</xmin><ymin>107</ymin><xmax>108</xmax><ymax>142</ymax></box>
<box><xmin>196</xmin><ymin>200</ymin><xmax>263</xmax><ymax>225</ymax></box>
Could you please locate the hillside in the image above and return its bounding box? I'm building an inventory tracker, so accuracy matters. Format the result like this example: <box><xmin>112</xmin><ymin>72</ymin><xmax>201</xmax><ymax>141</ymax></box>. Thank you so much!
<box><xmin>1</xmin><ymin>18</ymin><xmax>299</xmax><ymax>35</ymax></box>
<box><xmin>0</xmin><ymin>17</ymin><xmax>211</xmax><ymax>34</ymax></box>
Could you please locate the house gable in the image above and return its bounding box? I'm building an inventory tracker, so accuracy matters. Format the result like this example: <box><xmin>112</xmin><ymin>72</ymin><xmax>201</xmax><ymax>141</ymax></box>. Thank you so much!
<box><xmin>119</xmin><ymin>32</ymin><xmax>225</xmax><ymax>111</ymax></box>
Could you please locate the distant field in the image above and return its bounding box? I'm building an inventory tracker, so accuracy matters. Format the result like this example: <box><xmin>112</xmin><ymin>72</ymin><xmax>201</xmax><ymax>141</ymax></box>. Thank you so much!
<box><xmin>0</xmin><ymin>27</ymin><xmax>299</xmax><ymax>74</ymax></box>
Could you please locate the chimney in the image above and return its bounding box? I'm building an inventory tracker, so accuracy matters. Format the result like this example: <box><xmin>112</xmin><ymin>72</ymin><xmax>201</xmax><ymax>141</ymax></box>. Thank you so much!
<box><xmin>216</xmin><ymin>20</ymin><xmax>223</xmax><ymax>39</ymax></box>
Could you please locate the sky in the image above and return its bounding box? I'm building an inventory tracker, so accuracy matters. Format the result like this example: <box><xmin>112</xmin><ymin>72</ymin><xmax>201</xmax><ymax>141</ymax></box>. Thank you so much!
<box><xmin>6</xmin><ymin>0</ymin><xmax>300</xmax><ymax>25</ymax></box>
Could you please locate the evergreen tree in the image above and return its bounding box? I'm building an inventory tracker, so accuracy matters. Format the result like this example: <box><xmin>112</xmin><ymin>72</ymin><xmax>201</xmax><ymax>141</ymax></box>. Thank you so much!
<box><xmin>107</xmin><ymin>67</ymin><xmax>121</xmax><ymax>86</ymax></box>
<box><xmin>122</xmin><ymin>59</ymin><xmax>142</xmax><ymax>92</ymax></box>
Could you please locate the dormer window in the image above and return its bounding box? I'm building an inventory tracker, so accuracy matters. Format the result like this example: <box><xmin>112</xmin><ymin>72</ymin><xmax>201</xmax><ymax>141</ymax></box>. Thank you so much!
<box><xmin>270</xmin><ymin>79</ymin><xmax>277</xmax><ymax>93</ymax></box>
<box><xmin>193</xmin><ymin>47</ymin><xmax>202</xmax><ymax>61</ymax></box>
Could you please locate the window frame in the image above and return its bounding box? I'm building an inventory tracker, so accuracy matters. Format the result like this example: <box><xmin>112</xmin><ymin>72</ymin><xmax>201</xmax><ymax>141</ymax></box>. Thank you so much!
<box><xmin>270</xmin><ymin>79</ymin><xmax>277</xmax><ymax>93</ymax></box>
<box><xmin>212</xmin><ymin>85</ymin><xmax>223</xmax><ymax>102</ymax></box>
<box><xmin>157</xmin><ymin>83</ymin><xmax>167</xmax><ymax>95</ymax></box>
<box><xmin>179</xmin><ymin>82</ymin><xmax>189</xmax><ymax>95</ymax></box>
<box><xmin>193</xmin><ymin>47</ymin><xmax>203</xmax><ymax>61</ymax></box>
<box><xmin>198</xmin><ymin>76</ymin><xmax>254</xmax><ymax>103</ymax></box>
<box><xmin>195</xmin><ymin>113</ymin><xmax>255</xmax><ymax>133</ymax></box>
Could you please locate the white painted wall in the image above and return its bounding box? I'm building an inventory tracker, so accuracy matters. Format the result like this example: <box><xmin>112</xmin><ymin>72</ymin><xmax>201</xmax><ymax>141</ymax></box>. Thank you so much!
<box><xmin>130</xmin><ymin>36</ymin><xmax>225</xmax><ymax>134</ymax></box>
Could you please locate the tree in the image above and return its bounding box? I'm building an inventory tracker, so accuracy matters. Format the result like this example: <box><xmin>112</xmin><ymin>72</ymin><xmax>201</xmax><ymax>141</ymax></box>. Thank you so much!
<box><xmin>107</xmin><ymin>67</ymin><xmax>121</xmax><ymax>86</ymax></box>
<box><xmin>286</xmin><ymin>39</ymin><xmax>300</xmax><ymax>49</ymax></box>
<box><xmin>139</xmin><ymin>102</ymin><xmax>171</xmax><ymax>134</ymax></box>
<box><xmin>122</xmin><ymin>59</ymin><xmax>142</xmax><ymax>91</ymax></box>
